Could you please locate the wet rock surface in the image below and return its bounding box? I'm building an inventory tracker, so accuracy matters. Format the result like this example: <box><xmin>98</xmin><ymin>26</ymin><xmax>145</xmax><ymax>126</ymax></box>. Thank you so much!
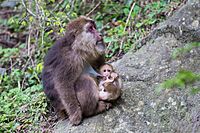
<box><xmin>54</xmin><ymin>1</ymin><xmax>200</xmax><ymax>133</ymax></box>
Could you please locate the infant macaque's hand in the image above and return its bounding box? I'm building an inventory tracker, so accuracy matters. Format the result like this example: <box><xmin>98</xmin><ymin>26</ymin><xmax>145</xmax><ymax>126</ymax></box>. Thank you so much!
<box><xmin>110</xmin><ymin>72</ymin><xmax>118</xmax><ymax>79</ymax></box>
<box><xmin>102</xmin><ymin>76</ymin><xmax>107</xmax><ymax>81</ymax></box>
<box><xmin>105</xmin><ymin>76</ymin><xmax>114</xmax><ymax>82</ymax></box>
<box><xmin>102</xmin><ymin>72</ymin><xmax>118</xmax><ymax>82</ymax></box>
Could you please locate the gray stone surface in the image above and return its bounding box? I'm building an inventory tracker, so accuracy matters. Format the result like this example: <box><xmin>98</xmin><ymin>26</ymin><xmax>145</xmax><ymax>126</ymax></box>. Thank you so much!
<box><xmin>0</xmin><ymin>68</ymin><xmax>6</xmax><ymax>75</ymax></box>
<box><xmin>54</xmin><ymin>1</ymin><xmax>200</xmax><ymax>133</ymax></box>
<box><xmin>0</xmin><ymin>0</ymin><xmax>19</xmax><ymax>8</ymax></box>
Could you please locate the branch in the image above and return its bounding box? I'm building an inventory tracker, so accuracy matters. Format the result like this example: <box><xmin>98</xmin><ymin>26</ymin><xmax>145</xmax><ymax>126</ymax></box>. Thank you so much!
<box><xmin>21</xmin><ymin>0</ymin><xmax>36</xmax><ymax>17</ymax></box>
<box><xmin>124</xmin><ymin>3</ymin><xmax>135</xmax><ymax>32</ymax></box>
<box><xmin>86</xmin><ymin>1</ymin><xmax>101</xmax><ymax>17</ymax></box>
<box><xmin>0</xmin><ymin>10</ymin><xmax>19</xmax><ymax>15</ymax></box>
<box><xmin>118</xmin><ymin>2</ymin><xmax>135</xmax><ymax>56</ymax></box>
<box><xmin>0</xmin><ymin>39</ymin><xmax>16</xmax><ymax>47</ymax></box>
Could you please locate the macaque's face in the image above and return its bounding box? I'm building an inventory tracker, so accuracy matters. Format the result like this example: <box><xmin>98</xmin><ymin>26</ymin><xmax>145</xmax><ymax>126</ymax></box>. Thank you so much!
<box><xmin>82</xmin><ymin>20</ymin><xmax>105</xmax><ymax>55</ymax></box>
<box><xmin>71</xmin><ymin>16</ymin><xmax>105</xmax><ymax>58</ymax></box>
<box><xmin>99</xmin><ymin>82</ymin><xmax>120</xmax><ymax>101</ymax></box>
<box><xmin>99</xmin><ymin>87</ymin><xmax>112</xmax><ymax>100</ymax></box>
<box><xmin>100</xmin><ymin>64</ymin><xmax>113</xmax><ymax>77</ymax></box>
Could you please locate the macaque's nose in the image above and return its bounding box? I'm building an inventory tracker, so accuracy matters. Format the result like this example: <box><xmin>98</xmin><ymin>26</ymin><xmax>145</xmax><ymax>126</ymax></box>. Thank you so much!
<box><xmin>99</xmin><ymin>33</ymin><xmax>102</xmax><ymax>37</ymax></box>
<box><xmin>97</xmin><ymin>33</ymin><xmax>103</xmax><ymax>41</ymax></box>
<box><xmin>103</xmin><ymin>72</ymin><xmax>109</xmax><ymax>76</ymax></box>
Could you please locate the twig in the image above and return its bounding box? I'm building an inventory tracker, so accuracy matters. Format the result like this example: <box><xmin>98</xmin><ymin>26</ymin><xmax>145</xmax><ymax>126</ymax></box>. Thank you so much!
<box><xmin>52</xmin><ymin>0</ymin><xmax>64</xmax><ymax>12</ymax></box>
<box><xmin>117</xmin><ymin>37</ymin><xmax>126</xmax><ymax>56</ymax></box>
<box><xmin>27</xmin><ymin>27</ymin><xmax>31</xmax><ymax>56</ymax></box>
<box><xmin>10</xmin><ymin>58</ymin><xmax>13</xmax><ymax>72</ymax></box>
<box><xmin>118</xmin><ymin>2</ymin><xmax>135</xmax><ymax>56</ymax></box>
<box><xmin>41</xmin><ymin>29</ymin><xmax>45</xmax><ymax>54</ymax></box>
<box><xmin>21</xmin><ymin>0</ymin><xmax>36</xmax><ymax>17</ymax></box>
<box><xmin>21</xmin><ymin>57</ymin><xmax>31</xmax><ymax>89</ymax></box>
<box><xmin>0</xmin><ymin>10</ymin><xmax>19</xmax><ymax>15</ymax></box>
<box><xmin>0</xmin><ymin>39</ymin><xmax>16</xmax><ymax>47</ymax></box>
<box><xmin>123</xmin><ymin>2</ymin><xmax>135</xmax><ymax>32</ymax></box>
<box><xmin>100</xmin><ymin>22</ymin><xmax>109</xmax><ymax>31</ymax></box>
<box><xmin>86</xmin><ymin>1</ymin><xmax>101</xmax><ymax>17</ymax></box>
<box><xmin>105</xmin><ymin>41</ymin><xmax>112</xmax><ymax>55</ymax></box>
<box><xmin>7</xmin><ymin>61</ymin><xmax>18</xmax><ymax>71</ymax></box>
<box><xmin>67</xmin><ymin>0</ymin><xmax>75</xmax><ymax>16</ymax></box>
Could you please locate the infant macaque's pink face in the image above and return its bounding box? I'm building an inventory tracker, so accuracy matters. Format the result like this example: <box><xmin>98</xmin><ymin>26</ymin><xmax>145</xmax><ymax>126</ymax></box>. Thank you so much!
<box><xmin>100</xmin><ymin>66</ymin><xmax>112</xmax><ymax>77</ymax></box>
<box><xmin>99</xmin><ymin>87</ymin><xmax>112</xmax><ymax>100</ymax></box>
<box><xmin>100</xmin><ymin>64</ymin><xmax>119</xmax><ymax>82</ymax></box>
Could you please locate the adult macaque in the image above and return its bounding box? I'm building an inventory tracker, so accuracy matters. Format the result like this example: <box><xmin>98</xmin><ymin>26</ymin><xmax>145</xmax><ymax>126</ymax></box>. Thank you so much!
<box><xmin>98</xmin><ymin>64</ymin><xmax>122</xmax><ymax>101</ymax></box>
<box><xmin>42</xmin><ymin>16</ymin><xmax>110</xmax><ymax>125</ymax></box>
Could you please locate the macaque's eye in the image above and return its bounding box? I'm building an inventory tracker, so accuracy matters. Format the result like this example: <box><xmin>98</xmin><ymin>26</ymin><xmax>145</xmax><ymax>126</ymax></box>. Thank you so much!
<box><xmin>88</xmin><ymin>24</ymin><xmax>96</xmax><ymax>33</ymax></box>
<box><xmin>90</xmin><ymin>26</ymin><xmax>94</xmax><ymax>30</ymax></box>
<box><xmin>90</xmin><ymin>21</ymin><xmax>97</xmax><ymax>29</ymax></box>
<box><xmin>108</xmin><ymin>69</ymin><xmax>111</xmax><ymax>72</ymax></box>
<box><xmin>103</xmin><ymin>70</ymin><xmax>106</xmax><ymax>72</ymax></box>
<box><xmin>103</xmin><ymin>89</ymin><xmax>106</xmax><ymax>92</ymax></box>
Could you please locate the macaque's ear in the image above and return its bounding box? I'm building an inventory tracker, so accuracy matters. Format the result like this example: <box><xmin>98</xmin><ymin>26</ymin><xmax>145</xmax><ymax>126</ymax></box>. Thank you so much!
<box><xmin>66</xmin><ymin>26</ymin><xmax>79</xmax><ymax>37</ymax></box>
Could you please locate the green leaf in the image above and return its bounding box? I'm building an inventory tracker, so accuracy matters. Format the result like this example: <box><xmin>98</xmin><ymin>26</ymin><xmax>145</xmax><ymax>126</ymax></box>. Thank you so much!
<box><xmin>135</xmin><ymin>22</ymin><xmax>143</xmax><ymax>28</ymax></box>
<box><xmin>191</xmin><ymin>87</ymin><xmax>200</xmax><ymax>95</ymax></box>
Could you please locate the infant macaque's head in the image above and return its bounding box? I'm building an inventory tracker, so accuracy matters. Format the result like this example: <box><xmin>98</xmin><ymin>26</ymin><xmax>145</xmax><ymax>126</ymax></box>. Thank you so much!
<box><xmin>100</xmin><ymin>64</ymin><xmax>113</xmax><ymax>77</ymax></box>
<box><xmin>99</xmin><ymin>82</ymin><xmax>121</xmax><ymax>101</ymax></box>
<box><xmin>100</xmin><ymin>64</ymin><xmax>118</xmax><ymax>81</ymax></box>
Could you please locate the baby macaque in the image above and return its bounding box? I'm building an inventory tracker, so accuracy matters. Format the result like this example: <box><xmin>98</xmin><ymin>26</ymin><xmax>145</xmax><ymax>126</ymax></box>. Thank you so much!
<box><xmin>98</xmin><ymin>64</ymin><xmax>122</xmax><ymax>101</ymax></box>
<box><xmin>75</xmin><ymin>72</ymin><xmax>112</xmax><ymax>118</ymax></box>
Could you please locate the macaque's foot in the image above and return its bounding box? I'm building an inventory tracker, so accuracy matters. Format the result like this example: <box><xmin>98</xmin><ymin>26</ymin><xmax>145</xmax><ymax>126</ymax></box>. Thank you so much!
<box><xmin>105</xmin><ymin>102</ymin><xmax>112</xmax><ymax>110</ymax></box>
<box><xmin>69</xmin><ymin>109</ymin><xmax>82</xmax><ymax>126</ymax></box>
<box><xmin>58</xmin><ymin>110</ymin><xmax>67</xmax><ymax>120</ymax></box>
<box><xmin>98</xmin><ymin>101</ymin><xmax>112</xmax><ymax>113</ymax></box>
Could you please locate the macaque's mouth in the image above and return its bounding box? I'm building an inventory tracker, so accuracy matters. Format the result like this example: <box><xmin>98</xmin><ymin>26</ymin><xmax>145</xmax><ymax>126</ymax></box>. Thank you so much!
<box><xmin>96</xmin><ymin>41</ymin><xmax>105</xmax><ymax>51</ymax></box>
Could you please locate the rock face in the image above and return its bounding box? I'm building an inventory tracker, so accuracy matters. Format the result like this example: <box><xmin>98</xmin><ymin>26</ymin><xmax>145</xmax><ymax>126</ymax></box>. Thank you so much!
<box><xmin>54</xmin><ymin>1</ymin><xmax>200</xmax><ymax>133</ymax></box>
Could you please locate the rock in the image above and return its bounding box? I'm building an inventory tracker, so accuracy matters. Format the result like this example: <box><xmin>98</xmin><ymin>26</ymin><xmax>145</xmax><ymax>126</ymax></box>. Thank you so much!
<box><xmin>0</xmin><ymin>68</ymin><xmax>6</xmax><ymax>75</ymax></box>
<box><xmin>1</xmin><ymin>0</ymin><xmax>19</xmax><ymax>8</ymax></box>
<box><xmin>54</xmin><ymin>2</ymin><xmax>200</xmax><ymax>133</ymax></box>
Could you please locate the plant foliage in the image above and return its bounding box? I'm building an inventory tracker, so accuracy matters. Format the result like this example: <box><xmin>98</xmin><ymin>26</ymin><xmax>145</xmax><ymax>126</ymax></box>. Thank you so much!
<box><xmin>157</xmin><ymin>42</ymin><xmax>200</xmax><ymax>94</ymax></box>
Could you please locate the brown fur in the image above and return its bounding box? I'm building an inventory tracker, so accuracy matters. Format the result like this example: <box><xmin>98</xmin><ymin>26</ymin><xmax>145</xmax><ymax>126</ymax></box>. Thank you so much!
<box><xmin>75</xmin><ymin>74</ymin><xmax>111</xmax><ymax>117</ymax></box>
<box><xmin>67</xmin><ymin>16</ymin><xmax>94</xmax><ymax>34</ymax></box>
<box><xmin>42</xmin><ymin>16</ymin><xmax>106</xmax><ymax>125</ymax></box>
